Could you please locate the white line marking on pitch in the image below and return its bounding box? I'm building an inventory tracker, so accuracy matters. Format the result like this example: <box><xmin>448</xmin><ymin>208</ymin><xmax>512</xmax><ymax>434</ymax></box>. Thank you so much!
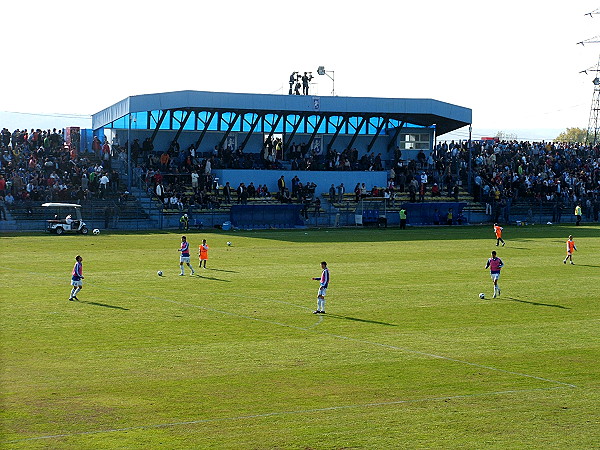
<box><xmin>7</xmin><ymin>386</ymin><xmax>572</xmax><ymax>442</ymax></box>
<box><xmin>142</xmin><ymin>291</ymin><xmax>576</xmax><ymax>388</ymax></box>
<box><xmin>2</xmin><ymin>267</ymin><xmax>579</xmax><ymax>442</ymax></box>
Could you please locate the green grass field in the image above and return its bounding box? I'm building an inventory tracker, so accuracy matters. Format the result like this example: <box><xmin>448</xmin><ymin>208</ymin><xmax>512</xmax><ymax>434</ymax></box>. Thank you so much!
<box><xmin>1</xmin><ymin>224</ymin><xmax>599</xmax><ymax>449</ymax></box>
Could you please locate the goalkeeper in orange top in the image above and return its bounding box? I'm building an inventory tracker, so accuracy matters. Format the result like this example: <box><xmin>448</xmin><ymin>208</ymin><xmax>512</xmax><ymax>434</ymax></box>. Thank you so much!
<box><xmin>493</xmin><ymin>223</ymin><xmax>505</xmax><ymax>247</ymax></box>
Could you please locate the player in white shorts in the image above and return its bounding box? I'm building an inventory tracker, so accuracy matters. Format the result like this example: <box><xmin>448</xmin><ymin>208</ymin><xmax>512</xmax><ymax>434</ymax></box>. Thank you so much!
<box><xmin>179</xmin><ymin>235</ymin><xmax>195</xmax><ymax>276</ymax></box>
<box><xmin>69</xmin><ymin>255</ymin><xmax>84</xmax><ymax>301</ymax></box>
<box><xmin>312</xmin><ymin>261</ymin><xmax>330</xmax><ymax>314</ymax></box>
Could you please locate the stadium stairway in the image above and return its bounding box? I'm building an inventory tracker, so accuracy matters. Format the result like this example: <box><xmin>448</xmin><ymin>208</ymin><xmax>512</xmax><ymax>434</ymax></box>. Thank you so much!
<box><xmin>0</xmin><ymin>213</ymin><xmax>19</xmax><ymax>231</ymax></box>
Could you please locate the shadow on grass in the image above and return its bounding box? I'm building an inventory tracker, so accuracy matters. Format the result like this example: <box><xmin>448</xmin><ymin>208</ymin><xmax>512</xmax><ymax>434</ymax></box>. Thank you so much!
<box><xmin>574</xmin><ymin>264</ymin><xmax>600</xmax><ymax>268</ymax></box>
<box><xmin>505</xmin><ymin>296</ymin><xmax>570</xmax><ymax>309</ymax></box>
<box><xmin>79</xmin><ymin>300</ymin><xmax>129</xmax><ymax>310</ymax></box>
<box><xmin>196</xmin><ymin>275</ymin><xmax>231</xmax><ymax>282</ymax></box>
<box><xmin>207</xmin><ymin>268</ymin><xmax>238</xmax><ymax>273</ymax></box>
<box><xmin>324</xmin><ymin>313</ymin><xmax>397</xmax><ymax>326</ymax></box>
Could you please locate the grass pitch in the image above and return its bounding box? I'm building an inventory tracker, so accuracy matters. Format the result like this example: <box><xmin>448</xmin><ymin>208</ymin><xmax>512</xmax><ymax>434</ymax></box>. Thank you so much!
<box><xmin>1</xmin><ymin>224</ymin><xmax>599</xmax><ymax>448</ymax></box>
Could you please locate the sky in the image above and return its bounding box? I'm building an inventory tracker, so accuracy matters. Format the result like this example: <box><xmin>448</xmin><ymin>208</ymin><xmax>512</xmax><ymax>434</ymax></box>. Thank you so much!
<box><xmin>1</xmin><ymin>0</ymin><xmax>599</xmax><ymax>141</ymax></box>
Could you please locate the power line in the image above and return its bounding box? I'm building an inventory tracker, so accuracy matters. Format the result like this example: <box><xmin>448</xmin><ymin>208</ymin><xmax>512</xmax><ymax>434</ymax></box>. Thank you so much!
<box><xmin>0</xmin><ymin>110</ymin><xmax>91</xmax><ymax>119</ymax></box>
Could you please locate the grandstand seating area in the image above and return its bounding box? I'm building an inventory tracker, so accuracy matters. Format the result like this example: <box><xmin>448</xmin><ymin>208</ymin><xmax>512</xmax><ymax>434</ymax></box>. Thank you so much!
<box><xmin>2</xmin><ymin>125</ymin><xmax>599</xmax><ymax>229</ymax></box>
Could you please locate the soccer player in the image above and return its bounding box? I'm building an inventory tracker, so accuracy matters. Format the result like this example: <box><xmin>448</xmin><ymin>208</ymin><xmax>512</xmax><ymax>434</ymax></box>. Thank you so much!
<box><xmin>563</xmin><ymin>235</ymin><xmax>577</xmax><ymax>265</ymax></box>
<box><xmin>494</xmin><ymin>223</ymin><xmax>505</xmax><ymax>246</ymax></box>
<box><xmin>69</xmin><ymin>255</ymin><xmax>84</xmax><ymax>301</ymax></box>
<box><xmin>312</xmin><ymin>261</ymin><xmax>329</xmax><ymax>314</ymax></box>
<box><xmin>199</xmin><ymin>239</ymin><xmax>209</xmax><ymax>269</ymax></box>
<box><xmin>179</xmin><ymin>236</ymin><xmax>195</xmax><ymax>276</ymax></box>
<box><xmin>485</xmin><ymin>250</ymin><xmax>504</xmax><ymax>298</ymax></box>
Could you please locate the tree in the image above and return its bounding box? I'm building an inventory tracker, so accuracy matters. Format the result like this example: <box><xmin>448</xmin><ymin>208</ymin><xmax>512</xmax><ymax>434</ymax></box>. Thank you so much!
<box><xmin>554</xmin><ymin>127</ymin><xmax>587</xmax><ymax>143</ymax></box>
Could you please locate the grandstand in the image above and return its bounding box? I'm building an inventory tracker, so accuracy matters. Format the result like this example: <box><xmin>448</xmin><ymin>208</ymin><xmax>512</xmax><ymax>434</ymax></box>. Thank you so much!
<box><xmin>2</xmin><ymin>90</ymin><xmax>599</xmax><ymax>231</ymax></box>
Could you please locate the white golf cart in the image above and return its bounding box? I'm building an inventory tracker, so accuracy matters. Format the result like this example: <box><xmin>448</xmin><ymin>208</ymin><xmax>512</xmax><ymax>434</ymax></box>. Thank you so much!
<box><xmin>42</xmin><ymin>202</ymin><xmax>89</xmax><ymax>235</ymax></box>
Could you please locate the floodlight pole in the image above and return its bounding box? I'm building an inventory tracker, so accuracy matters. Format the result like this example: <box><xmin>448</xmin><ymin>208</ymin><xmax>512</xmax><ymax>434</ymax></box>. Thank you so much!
<box><xmin>585</xmin><ymin>54</ymin><xmax>600</xmax><ymax>145</ymax></box>
<box><xmin>578</xmin><ymin>12</ymin><xmax>600</xmax><ymax>146</ymax></box>
<box><xmin>326</xmin><ymin>70</ymin><xmax>335</xmax><ymax>96</ymax></box>
<box><xmin>317</xmin><ymin>66</ymin><xmax>335</xmax><ymax>96</ymax></box>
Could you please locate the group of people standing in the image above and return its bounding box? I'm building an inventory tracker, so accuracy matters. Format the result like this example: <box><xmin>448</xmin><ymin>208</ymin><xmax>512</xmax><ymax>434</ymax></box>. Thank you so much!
<box><xmin>178</xmin><ymin>235</ymin><xmax>210</xmax><ymax>275</ymax></box>
<box><xmin>288</xmin><ymin>72</ymin><xmax>313</xmax><ymax>96</ymax></box>
<box><xmin>484</xmin><ymin>225</ymin><xmax>580</xmax><ymax>299</ymax></box>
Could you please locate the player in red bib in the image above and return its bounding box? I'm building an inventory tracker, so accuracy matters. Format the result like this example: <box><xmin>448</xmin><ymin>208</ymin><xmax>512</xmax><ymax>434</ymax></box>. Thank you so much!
<box><xmin>563</xmin><ymin>235</ymin><xmax>577</xmax><ymax>265</ymax></box>
<box><xmin>493</xmin><ymin>223</ymin><xmax>505</xmax><ymax>246</ymax></box>
<box><xmin>199</xmin><ymin>239</ymin><xmax>209</xmax><ymax>269</ymax></box>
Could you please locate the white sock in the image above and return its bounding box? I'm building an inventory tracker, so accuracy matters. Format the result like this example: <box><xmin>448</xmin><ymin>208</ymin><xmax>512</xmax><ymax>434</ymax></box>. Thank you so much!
<box><xmin>180</xmin><ymin>266</ymin><xmax>184</xmax><ymax>274</ymax></box>
<box><xmin>70</xmin><ymin>288</ymin><xmax>76</xmax><ymax>298</ymax></box>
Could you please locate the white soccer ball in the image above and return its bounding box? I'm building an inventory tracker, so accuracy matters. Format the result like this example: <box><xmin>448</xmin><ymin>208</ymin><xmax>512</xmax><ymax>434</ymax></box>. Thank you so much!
<box><xmin>93</xmin><ymin>228</ymin><xmax>100</xmax><ymax>235</ymax></box>
<box><xmin>157</xmin><ymin>270</ymin><xmax>163</xmax><ymax>277</ymax></box>
<box><xmin>227</xmin><ymin>241</ymin><xmax>232</xmax><ymax>246</ymax></box>
<box><xmin>479</xmin><ymin>293</ymin><xmax>485</xmax><ymax>299</ymax></box>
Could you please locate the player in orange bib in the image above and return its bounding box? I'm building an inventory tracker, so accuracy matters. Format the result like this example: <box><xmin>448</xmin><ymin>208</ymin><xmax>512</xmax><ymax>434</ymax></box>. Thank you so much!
<box><xmin>563</xmin><ymin>235</ymin><xmax>577</xmax><ymax>265</ymax></box>
<box><xmin>199</xmin><ymin>239</ymin><xmax>209</xmax><ymax>269</ymax></box>
<box><xmin>493</xmin><ymin>223</ymin><xmax>505</xmax><ymax>246</ymax></box>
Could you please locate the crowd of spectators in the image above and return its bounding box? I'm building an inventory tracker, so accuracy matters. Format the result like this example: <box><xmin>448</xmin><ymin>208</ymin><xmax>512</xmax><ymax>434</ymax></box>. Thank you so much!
<box><xmin>382</xmin><ymin>139</ymin><xmax>600</xmax><ymax>222</ymax></box>
<box><xmin>0</xmin><ymin>128</ymin><xmax>126</xmax><ymax>219</ymax></box>
<box><xmin>2</xmin><ymin>124</ymin><xmax>600</xmax><ymax>224</ymax></box>
<box><xmin>135</xmin><ymin>134</ymin><xmax>388</xmax><ymax>174</ymax></box>
<box><xmin>146</xmin><ymin>164</ymin><xmax>322</xmax><ymax>215</ymax></box>
<box><xmin>468</xmin><ymin>140</ymin><xmax>600</xmax><ymax>222</ymax></box>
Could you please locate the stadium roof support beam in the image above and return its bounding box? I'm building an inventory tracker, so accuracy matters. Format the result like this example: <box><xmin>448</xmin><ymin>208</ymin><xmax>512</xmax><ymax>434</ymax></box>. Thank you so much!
<box><xmin>217</xmin><ymin>112</ymin><xmax>241</xmax><ymax>150</ymax></box>
<box><xmin>283</xmin><ymin>114</ymin><xmax>305</xmax><ymax>150</ymax></box>
<box><xmin>172</xmin><ymin>109</ymin><xmax>192</xmax><ymax>143</ymax></box>
<box><xmin>239</xmin><ymin>112</ymin><xmax>263</xmax><ymax>150</ymax></box>
<box><xmin>305</xmin><ymin>115</ymin><xmax>326</xmax><ymax>150</ymax></box>
<box><xmin>149</xmin><ymin>110</ymin><xmax>169</xmax><ymax>144</ymax></box>
<box><xmin>345</xmin><ymin>116</ymin><xmax>368</xmax><ymax>151</ymax></box>
<box><xmin>194</xmin><ymin>110</ymin><xmax>217</xmax><ymax>150</ymax></box>
<box><xmin>366</xmin><ymin>116</ymin><xmax>390</xmax><ymax>152</ymax></box>
<box><xmin>386</xmin><ymin>120</ymin><xmax>406</xmax><ymax>151</ymax></box>
<box><xmin>326</xmin><ymin>115</ymin><xmax>349</xmax><ymax>150</ymax></box>
<box><xmin>92</xmin><ymin>91</ymin><xmax>472</xmax><ymax>137</ymax></box>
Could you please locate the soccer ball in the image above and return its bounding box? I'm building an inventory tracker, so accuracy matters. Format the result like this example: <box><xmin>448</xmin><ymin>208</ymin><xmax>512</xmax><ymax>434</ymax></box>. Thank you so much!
<box><xmin>157</xmin><ymin>271</ymin><xmax>163</xmax><ymax>277</ymax></box>
<box><xmin>479</xmin><ymin>293</ymin><xmax>485</xmax><ymax>299</ymax></box>
<box><xmin>227</xmin><ymin>241</ymin><xmax>232</xmax><ymax>246</ymax></box>
<box><xmin>93</xmin><ymin>228</ymin><xmax>100</xmax><ymax>235</ymax></box>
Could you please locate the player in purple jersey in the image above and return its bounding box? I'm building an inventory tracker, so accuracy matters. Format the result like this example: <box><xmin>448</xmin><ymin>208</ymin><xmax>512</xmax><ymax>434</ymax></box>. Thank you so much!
<box><xmin>69</xmin><ymin>255</ymin><xmax>84</xmax><ymax>301</ymax></box>
<box><xmin>179</xmin><ymin>236</ymin><xmax>195</xmax><ymax>276</ymax></box>
<box><xmin>485</xmin><ymin>250</ymin><xmax>504</xmax><ymax>298</ymax></box>
<box><xmin>312</xmin><ymin>261</ymin><xmax>330</xmax><ymax>314</ymax></box>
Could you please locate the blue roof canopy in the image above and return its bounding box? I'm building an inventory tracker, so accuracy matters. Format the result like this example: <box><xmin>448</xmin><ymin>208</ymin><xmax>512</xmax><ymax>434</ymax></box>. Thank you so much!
<box><xmin>92</xmin><ymin>90</ymin><xmax>471</xmax><ymax>136</ymax></box>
